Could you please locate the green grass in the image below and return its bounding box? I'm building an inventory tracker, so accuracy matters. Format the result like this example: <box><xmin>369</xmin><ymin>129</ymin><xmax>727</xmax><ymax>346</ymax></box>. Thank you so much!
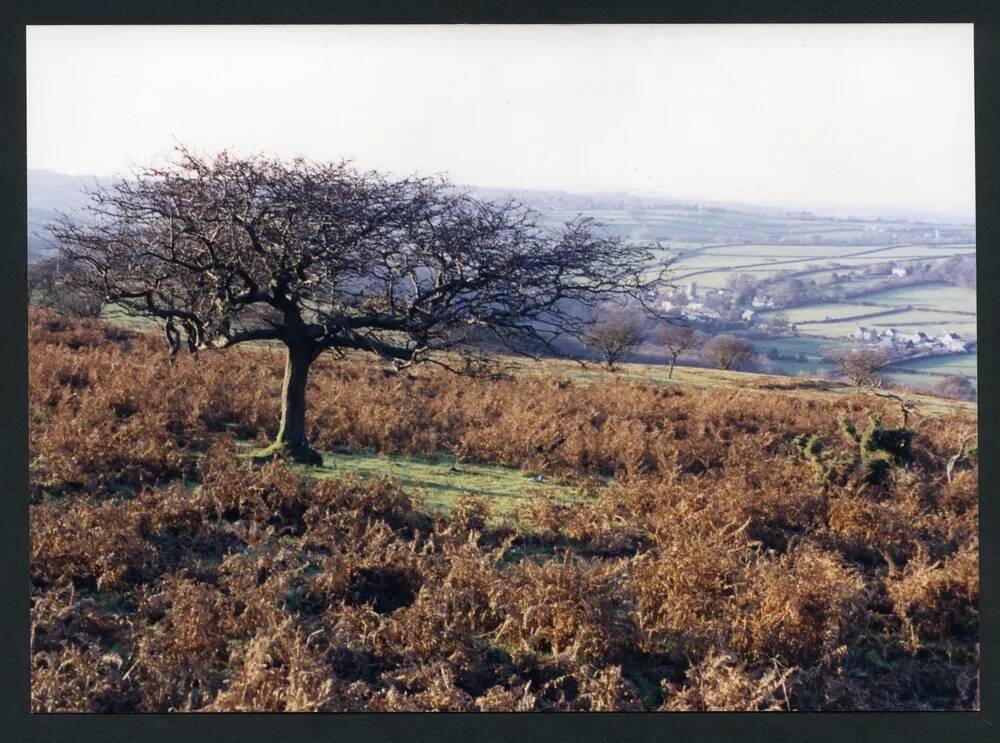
<box><xmin>763</xmin><ymin>302</ymin><xmax>896</xmax><ymax>323</ymax></box>
<box><xmin>241</xmin><ymin>444</ymin><xmax>594</xmax><ymax>517</ymax></box>
<box><xmin>100</xmin><ymin>304</ymin><xmax>159</xmax><ymax>331</ymax></box>
<box><xmin>860</xmin><ymin>282</ymin><xmax>976</xmax><ymax>314</ymax></box>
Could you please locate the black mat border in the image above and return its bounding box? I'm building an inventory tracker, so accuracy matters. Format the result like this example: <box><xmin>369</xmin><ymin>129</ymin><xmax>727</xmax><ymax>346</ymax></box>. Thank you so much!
<box><xmin>1</xmin><ymin>2</ymin><xmax>997</xmax><ymax>742</ymax></box>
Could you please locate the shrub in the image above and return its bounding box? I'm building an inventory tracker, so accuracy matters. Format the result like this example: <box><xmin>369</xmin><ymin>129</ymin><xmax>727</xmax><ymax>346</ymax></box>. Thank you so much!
<box><xmin>701</xmin><ymin>335</ymin><xmax>754</xmax><ymax>371</ymax></box>
<box><xmin>932</xmin><ymin>375</ymin><xmax>976</xmax><ymax>402</ymax></box>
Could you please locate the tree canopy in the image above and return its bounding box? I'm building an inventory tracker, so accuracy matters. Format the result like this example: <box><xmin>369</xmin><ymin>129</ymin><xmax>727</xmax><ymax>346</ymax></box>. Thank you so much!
<box><xmin>53</xmin><ymin>148</ymin><xmax>669</xmax><ymax>460</ymax></box>
<box><xmin>701</xmin><ymin>334</ymin><xmax>754</xmax><ymax>371</ymax></box>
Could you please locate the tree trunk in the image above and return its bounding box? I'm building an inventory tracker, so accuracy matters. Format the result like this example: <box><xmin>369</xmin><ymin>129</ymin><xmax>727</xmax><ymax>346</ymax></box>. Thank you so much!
<box><xmin>271</xmin><ymin>341</ymin><xmax>322</xmax><ymax>463</ymax></box>
<box><xmin>668</xmin><ymin>354</ymin><xmax>677</xmax><ymax>379</ymax></box>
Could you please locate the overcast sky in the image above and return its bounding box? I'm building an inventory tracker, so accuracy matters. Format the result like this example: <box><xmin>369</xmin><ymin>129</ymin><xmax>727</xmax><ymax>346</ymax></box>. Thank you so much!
<box><xmin>26</xmin><ymin>24</ymin><xmax>975</xmax><ymax>217</ymax></box>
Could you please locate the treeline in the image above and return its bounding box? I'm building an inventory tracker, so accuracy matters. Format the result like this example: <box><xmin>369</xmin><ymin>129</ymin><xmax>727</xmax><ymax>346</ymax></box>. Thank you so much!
<box><xmin>929</xmin><ymin>253</ymin><xmax>975</xmax><ymax>289</ymax></box>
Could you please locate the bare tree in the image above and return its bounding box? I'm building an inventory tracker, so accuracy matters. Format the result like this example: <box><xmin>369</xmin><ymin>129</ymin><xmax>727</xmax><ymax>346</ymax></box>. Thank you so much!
<box><xmin>28</xmin><ymin>256</ymin><xmax>104</xmax><ymax>318</ymax></box>
<box><xmin>53</xmin><ymin>148</ymin><xmax>668</xmax><ymax>462</ymax></box>
<box><xmin>726</xmin><ymin>273</ymin><xmax>758</xmax><ymax>305</ymax></box>
<box><xmin>932</xmin><ymin>375</ymin><xmax>976</xmax><ymax>402</ymax></box>
<box><xmin>828</xmin><ymin>348</ymin><xmax>891</xmax><ymax>389</ymax></box>
<box><xmin>946</xmin><ymin>426</ymin><xmax>977</xmax><ymax>484</ymax></box>
<box><xmin>659</xmin><ymin>323</ymin><xmax>701</xmax><ymax>379</ymax></box>
<box><xmin>701</xmin><ymin>334</ymin><xmax>754</xmax><ymax>371</ymax></box>
<box><xmin>587</xmin><ymin>315</ymin><xmax>646</xmax><ymax>371</ymax></box>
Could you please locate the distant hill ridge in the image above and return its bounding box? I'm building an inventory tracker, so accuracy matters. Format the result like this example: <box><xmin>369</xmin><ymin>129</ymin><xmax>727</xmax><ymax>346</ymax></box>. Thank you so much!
<box><xmin>26</xmin><ymin>169</ymin><xmax>976</xmax><ymax>261</ymax></box>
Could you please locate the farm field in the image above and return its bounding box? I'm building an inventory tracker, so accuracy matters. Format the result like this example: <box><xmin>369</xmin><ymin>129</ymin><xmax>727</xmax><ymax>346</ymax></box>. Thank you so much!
<box><xmin>859</xmin><ymin>282</ymin><xmax>976</xmax><ymax>313</ymax></box>
<box><xmin>764</xmin><ymin>303</ymin><xmax>896</xmax><ymax>324</ymax></box>
<box><xmin>759</xmin><ymin>355</ymin><xmax>836</xmax><ymax>377</ymax></box>
<box><xmin>886</xmin><ymin>367</ymin><xmax>978</xmax><ymax>393</ymax></box>
<box><xmin>696</xmin><ymin>244</ymin><xmax>892</xmax><ymax>259</ymax></box>
<box><xmin>751</xmin><ymin>336</ymin><xmax>834</xmax><ymax>359</ymax></box>
<box><xmin>667</xmin><ymin>244</ymin><xmax>970</xmax><ymax>291</ymax></box>
<box><xmin>790</xmin><ymin>311</ymin><xmax>977</xmax><ymax>340</ymax></box>
<box><xmin>886</xmin><ymin>354</ymin><xmax>979</xmax><ymax>392</ymax></box>
<box><xmin>892</xmin><ymin>353</ymin><xmax>978</xmax><ymax>377</ymax></box>
<box><xmin>867</xmin><ymin>310</ymin><xmax>977</xmax><ymax>333</ymax></box>
<box><xmin>664</xmin><ymin>235</ymin><xmax>978</xmax><ymax>392</ymax></box>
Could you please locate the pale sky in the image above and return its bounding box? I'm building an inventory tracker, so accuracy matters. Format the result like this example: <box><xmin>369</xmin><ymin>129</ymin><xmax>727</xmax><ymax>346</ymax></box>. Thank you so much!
<box><xmin>26</xmin><ymin>24</ymin><xmax>975</xmax><ymax>217</ymax></box>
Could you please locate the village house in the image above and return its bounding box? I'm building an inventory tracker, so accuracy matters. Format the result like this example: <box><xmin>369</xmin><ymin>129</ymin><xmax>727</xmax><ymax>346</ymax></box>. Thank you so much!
<box><xmin>936</xmin><ymin>332</ymin><xmax>967</xmax><ymax>352</ymax></box>
<box><xmin>681</xmin><ymin>301</ymin><xmax>721</xmax><ymax>321</ymax></box>
<box><xmin>751</xmin><ymin>295</ymin><xmax>775</xmax><ymax>309</ymax></box>
<box><xmin>854</xmin><ymin>325</ymin><xmax>882</xmax><ymax>342</ymax></box>
<box><xmin>854</xmin><ymin>326</ymin><xmax>968</xmax><ymax>353</ymax></box>
<box><xmin>891</xmin><ymin>266</ymin><xmax>909</xmax><ymax>277</ymax></box>
<box><xmin>897</xmin><ymin>331</ymin><xmax>929</xmax><ymax>346</ymax></box>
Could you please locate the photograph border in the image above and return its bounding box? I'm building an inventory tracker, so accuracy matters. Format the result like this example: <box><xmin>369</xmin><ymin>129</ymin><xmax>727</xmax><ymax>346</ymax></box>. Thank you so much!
<box><xmin>1</xmin><ymin>1</ymin><xmax>997</xmax><ymax>741</ymax></box>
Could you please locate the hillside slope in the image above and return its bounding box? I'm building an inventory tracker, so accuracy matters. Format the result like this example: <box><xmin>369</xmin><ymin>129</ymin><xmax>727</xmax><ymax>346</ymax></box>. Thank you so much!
<box><xmin>29</xmin><ymin>310</ymin><xmax>978</xmax><ymax>712</ymax></box>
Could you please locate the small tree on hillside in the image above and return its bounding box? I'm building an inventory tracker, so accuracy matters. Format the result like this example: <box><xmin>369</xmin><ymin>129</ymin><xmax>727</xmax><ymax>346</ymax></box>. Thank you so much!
<box><xmin>701</xmin><ymin>334</ymin><xmax>754</xmax><ymax>371</ymax></box>
<box><xmin>659</xmin><ymin>323</ymin><xmax>701</xmax><ymax>379</ymax></box>
<box><xmin>52</xmin><ymin>148</ymin><xmax>669</xmax><ymax>462</ymax></box>
<box><xmin>829</xmin><ymin>348</ymin><xmax>891</xmax><ymax>389</ymax></box>
<box><xmin>932</xmin><ymin>375</ymin><xmax>976</xmax><ymax>402</ymax></box>
<box><xmin>587</xmin><ymin>315</ymin><xmax>647</xmax><ymax>372</ymax></box>
<box><xmin>28</xmin><ymin>257</ymin><xmax>104</xmax><ymax>318</ymax></box>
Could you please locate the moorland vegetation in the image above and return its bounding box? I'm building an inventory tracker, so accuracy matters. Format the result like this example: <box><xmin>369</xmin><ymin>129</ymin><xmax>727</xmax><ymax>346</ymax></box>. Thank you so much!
<box><xmin>30</xmin><ymin>310</ymin><xmax>978</xmax><ymax>712</ymax></box>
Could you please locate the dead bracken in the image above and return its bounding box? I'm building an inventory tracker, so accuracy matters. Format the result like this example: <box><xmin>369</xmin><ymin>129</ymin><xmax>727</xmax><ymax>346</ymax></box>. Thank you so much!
<box><xmin>29</xmin><ymin>309</ymin><xmax>978</xmax><ymax>712</ymax></box>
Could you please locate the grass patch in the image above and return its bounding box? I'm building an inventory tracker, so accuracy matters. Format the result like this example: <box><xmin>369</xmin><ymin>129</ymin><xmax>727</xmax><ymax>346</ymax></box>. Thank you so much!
<box><xmin>238</xmin><ymin>443</ymin><xmax>593</xmax><ymax>518</ymax></box>
<box><xmin>310</xmin><ymin>449</ymin><xmax>590</xmax><ymax>515</ymax></box>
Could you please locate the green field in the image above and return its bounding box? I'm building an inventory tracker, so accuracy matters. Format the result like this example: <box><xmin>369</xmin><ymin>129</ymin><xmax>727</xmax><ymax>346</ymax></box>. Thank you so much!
<box><xmin>696</xmin><ymin>244</ymin><xmax>878</xmax><ymax>258</ymax></box>
<box><xmin>668</xmin><ymin>243</ymin><xmax>968</xmax><ymax>290</ymax></box>
<box><xmin>763</xmin><ymin>302</ymin><xmax>895</xmax><ymax>324</ymax></box>
<box><xmin>885</xmin><ymin>368</ymin><xmax>978</xmax><ymax>393</ymax></box>
<box><xmin>893</xmin><ymin>353</ymin><xmax>978</xmax><ymax>376</ymax></box>
<box><xmin>752</xmin><ymin>336</ymin><xmax>834</xmax><ymax>358</ymax></box>
<box><xmin>860</xmin><ymin>282</ymin><xmax>976</xmax><ymax>313</ymax></box>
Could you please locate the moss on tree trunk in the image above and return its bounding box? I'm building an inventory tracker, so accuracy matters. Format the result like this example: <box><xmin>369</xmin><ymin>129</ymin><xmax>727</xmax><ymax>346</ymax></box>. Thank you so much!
<box><xmin>253</xmin><ymin>342</ymin><xmax>323</xmax><ymax>465</ymax></box>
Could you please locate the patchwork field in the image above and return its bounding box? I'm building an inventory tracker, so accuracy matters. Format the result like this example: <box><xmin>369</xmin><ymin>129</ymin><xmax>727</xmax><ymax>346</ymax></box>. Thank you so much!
<box><xmin>664</xmin><ymin>235</ymin><xmax>976</xmax><ymax>391</ymax></box>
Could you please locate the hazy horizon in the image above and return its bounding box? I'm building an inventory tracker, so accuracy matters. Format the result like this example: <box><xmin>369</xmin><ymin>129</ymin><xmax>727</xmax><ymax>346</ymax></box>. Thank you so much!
<box><xmin>27</xmin><ymin>25</ymin><xmax>976</xmax><ymax>219</ymax></box>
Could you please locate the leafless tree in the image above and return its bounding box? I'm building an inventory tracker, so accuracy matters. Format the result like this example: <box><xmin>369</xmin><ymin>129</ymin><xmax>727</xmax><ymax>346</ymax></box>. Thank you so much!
<box><xmin>946</xmin><ymin>426</ymin><xmax>977</xmax><ymax>484</ymax></box>
<box><xmin>52</xmin><ymin>148</ymin><xmax>669</xmax><ymax>461</ymax></box>
<box><xmin>587</xmin><ymin>315</ymin><xmax>647</xmax><ymax>371</ymax></box>
<box><xmin>659</xmin><ymin>323</ymin><xmax>701</xmax><ymax>379</ymax></box>
<box><xmin>28</xmin><ymin>256</ymin><xmax>103</xmax><ymax>317</ymax></box>
<box><xmin>932</xmin><ymin>375</ymin><xmax>976</xmax><ymax>402</ymax></box>
<box><xmin>701</xmin><ymin>334</ymin><xmax>754</xmax><ymax>371</ymax></box>
<box><xmin>829</xmin><ymin>348</ymin><xmax>891</xmax><ymax>389</ymax></box>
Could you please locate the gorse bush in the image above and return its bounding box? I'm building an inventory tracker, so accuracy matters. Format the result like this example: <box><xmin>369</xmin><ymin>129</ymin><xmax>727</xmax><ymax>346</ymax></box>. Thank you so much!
<box><xmin>28</xmin><ymin>309</ymin><xmax>979</xmax><ymax>711</ymax></box>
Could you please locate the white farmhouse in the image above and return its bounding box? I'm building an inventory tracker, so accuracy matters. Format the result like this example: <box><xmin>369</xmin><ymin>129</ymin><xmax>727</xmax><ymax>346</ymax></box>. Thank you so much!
<box><xmin>936</xmin><ymin>332</ymin><xmax>967</xmax><ymax>352</ymax></box>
